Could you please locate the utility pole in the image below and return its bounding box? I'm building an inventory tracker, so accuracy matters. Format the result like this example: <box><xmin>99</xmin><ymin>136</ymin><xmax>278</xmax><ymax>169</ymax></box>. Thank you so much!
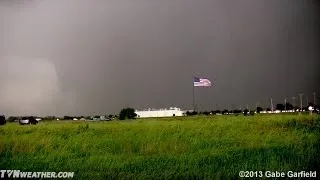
<box><xmin>298</xmin><ymin>93</ymin><xmax>303</xmax><ymax>113</ymax></box>
<box><xmin>313</xmin><ymin>92</ymin><xmax>316</xmax><ymax>106</ymax></box>
<box><xmin>271</xmin><ymin>97</ymin><xmax>273</xmax><ymax>112</ymax></box>
<box><xmin>307</xmin><ymin>95</ymin><xmax>309</xmax><ymax>107</ymax></box>
<box><xmin>285</xmin><ymin>98</ymin><xmax>287</xmax><ymax>111</ymax></box>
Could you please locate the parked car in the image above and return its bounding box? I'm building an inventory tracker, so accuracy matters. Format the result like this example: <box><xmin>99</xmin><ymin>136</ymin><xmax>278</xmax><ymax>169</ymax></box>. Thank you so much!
<box><xmin>0</xmin><ymin>115</ymin><xmax>6</xmax><ymax>125</ymax></box>
<box><xmin>19</xmin><ymin>116</ymin><xmax>38</xmax><ymax>125</ymax></box>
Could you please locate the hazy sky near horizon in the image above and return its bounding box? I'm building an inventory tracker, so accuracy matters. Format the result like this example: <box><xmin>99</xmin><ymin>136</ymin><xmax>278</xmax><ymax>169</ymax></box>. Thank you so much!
<box><xmin>0</xmin><ymin>0</ymin><xmax>319</xmax><ymax>116</ymax></box>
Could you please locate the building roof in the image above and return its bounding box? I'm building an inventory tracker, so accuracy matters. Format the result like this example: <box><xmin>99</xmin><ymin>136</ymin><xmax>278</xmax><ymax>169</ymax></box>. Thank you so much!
<box><xmin>136</xmin><ymin>107</ymin><xmax>182</xmax><ymax>112</ymax></box>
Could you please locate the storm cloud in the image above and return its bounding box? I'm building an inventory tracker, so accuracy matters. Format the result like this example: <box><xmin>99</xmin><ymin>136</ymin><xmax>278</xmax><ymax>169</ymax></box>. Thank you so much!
<box><xmin>0</xmin><ymin>0</ymin><xmax>319</xmax><ymax>116</ymax></box>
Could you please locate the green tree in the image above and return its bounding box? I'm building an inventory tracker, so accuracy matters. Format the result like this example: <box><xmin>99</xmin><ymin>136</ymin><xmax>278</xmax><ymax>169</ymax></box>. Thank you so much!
<box><xmin>119</xmin><ymin>107</ymin><xmax>137</xmax><ymax>120</ymax></box>
<box><xmin>276</xmin><ymin>104</ymin><xmax>285</xmax><ymax>111</ymax></box>
<box><xmin>285</xmin><ymin>103</ymin><xmax>293</xmax><ymax>110</ymax></box>
<box><xmin>0</xmin><ymin>115</ymin><xmax>6</xmax><ymax>125</ymax></box>
<box><xmin>7</xmin><ymin>116</ymin><xmax>18</xmax><ymax>122</ymax></box>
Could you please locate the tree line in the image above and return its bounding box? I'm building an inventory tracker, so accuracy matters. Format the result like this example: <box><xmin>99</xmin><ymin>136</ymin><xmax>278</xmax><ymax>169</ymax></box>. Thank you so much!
<box><xmin>1</xmin><ymin>102</ymin><xmax>318</xmax><ymax>124</ymax></box>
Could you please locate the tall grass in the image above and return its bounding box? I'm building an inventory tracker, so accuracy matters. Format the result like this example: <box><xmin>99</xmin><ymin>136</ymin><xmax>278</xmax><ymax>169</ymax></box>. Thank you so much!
<box><xmin>1</xmin><ymin>114</ymin><xmax>319</xmax><ymax>179</ymax></box>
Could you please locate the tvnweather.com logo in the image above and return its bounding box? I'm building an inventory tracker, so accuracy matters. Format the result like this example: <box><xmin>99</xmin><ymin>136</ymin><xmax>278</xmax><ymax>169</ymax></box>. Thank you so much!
<box><xmin>1</xmin><ymin>170</ymin><xmax>74</xmax><ymax>179</ymax></box>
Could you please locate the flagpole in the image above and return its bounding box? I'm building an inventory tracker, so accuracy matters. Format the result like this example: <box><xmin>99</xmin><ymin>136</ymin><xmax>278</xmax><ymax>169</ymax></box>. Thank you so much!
<box><xmin>193</xmin><ymin>76</ymin><xmax>195</xmax><ymax>112</ymax></box>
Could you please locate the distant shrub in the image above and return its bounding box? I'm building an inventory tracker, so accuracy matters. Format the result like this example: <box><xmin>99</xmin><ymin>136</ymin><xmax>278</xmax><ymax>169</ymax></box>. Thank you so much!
<box><xmin>7</xmin><ymin>116</ymin><xmax>17</xmax><ymax>122</ymax></box>
<box><xmin>222</xmin><ymin>110</ymin><xmax>228</xmax><ymax>115</ymax></box>
<box><xmin>256</xmin><ymin>107</ymin><xmax>263</xmax><ymax>113</ymax></box>
<box><xmin>186</xmin><ymin>111</ymin><xmax>197</xmax><ymax>116</ymax></box>
<box><xmin>243</xmin><ymin>109</ymin><xmax>249</xmax><ymax>116</ymax></box>
<box><xmin>202</xmin><ymin>111</ymin><xmax>210</xmax><ymax>115</ymax></box>
<box><xmin>233</xmin><ymin>110</ymin><xmax>242</xmax><ymax>116</ymax></box>
<box><xmin>63</xmin><ymin>116</ymin><xmax>73</xmax><ymax>120</ymax></box>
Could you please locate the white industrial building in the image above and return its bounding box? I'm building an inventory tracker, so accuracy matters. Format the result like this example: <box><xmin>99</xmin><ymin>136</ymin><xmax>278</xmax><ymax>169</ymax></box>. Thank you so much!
<box><xmin>135</xmin><ymin>107</ymin><xmax>186</xmax><ymax>118</ymax></box>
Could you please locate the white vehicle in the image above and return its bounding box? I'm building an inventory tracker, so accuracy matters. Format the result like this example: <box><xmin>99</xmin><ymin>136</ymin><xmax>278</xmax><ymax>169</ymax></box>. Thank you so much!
<box><xmin>308</xmin><ymin>106</ymin><xmax>314</xmax><ymax>111</ymax></box>
<box><xmin>19</xmin><ymin>117</ymin><xmax>38</xmax><ymax>125</ymax></box>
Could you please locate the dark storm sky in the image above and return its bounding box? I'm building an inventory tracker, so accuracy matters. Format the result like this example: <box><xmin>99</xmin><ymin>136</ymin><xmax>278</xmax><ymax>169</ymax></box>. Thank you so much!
<box><xmin>0</xmin><ymin>0</ymin><xmax>319</xmax><ymax>116</ymax></box>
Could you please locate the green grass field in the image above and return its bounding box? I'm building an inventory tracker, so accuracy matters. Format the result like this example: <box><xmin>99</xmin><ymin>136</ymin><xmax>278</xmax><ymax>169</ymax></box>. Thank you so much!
<box><xmin>1</xmin><ymin>114</ymin><xmax>319</xmax><ymax>179</ymax></box>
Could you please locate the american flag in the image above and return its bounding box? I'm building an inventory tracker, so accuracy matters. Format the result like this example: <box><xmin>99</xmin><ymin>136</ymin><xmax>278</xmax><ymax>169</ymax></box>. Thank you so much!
<box><xmin>193</xmin><ymin>77</ymin><xmax>212</xmax><ymax>87</ymax></box>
